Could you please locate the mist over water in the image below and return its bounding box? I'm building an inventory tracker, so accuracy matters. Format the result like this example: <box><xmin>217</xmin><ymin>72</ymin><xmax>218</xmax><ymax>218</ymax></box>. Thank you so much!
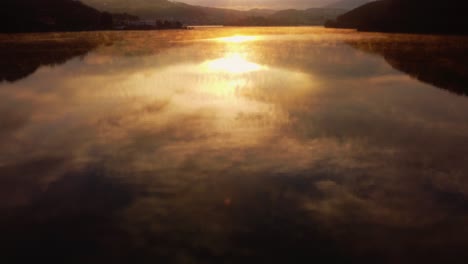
<box><xmin>1</xmin><ymin>27</ymin><xmax>468</xmax><ymax>264</ymax></box>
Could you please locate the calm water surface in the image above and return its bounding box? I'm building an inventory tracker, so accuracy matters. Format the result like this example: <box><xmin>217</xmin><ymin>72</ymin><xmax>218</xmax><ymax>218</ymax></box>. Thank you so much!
<box><xmin>1</xmin><ymin>27</ymin><xmax>468</xmax><ymax>263</ymax></box>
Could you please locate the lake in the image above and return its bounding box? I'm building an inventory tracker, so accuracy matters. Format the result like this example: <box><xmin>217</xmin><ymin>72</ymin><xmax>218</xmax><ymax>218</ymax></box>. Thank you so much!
<box><xmin>1</xmin><ymin>27</ymin><xmax>468</xmax><ymax>264</ymax></box>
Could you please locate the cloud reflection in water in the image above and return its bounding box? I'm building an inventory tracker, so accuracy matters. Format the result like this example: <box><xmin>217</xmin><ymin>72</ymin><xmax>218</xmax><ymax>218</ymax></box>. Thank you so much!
<box><xmin>1</xmin><ymin>28</ymin><xmax>468</xmax><ymax>264</ymax></box>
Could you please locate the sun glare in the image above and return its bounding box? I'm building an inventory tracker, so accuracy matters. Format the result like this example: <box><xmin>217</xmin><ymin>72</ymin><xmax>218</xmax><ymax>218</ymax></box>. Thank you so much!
<box><xmin>216</xmin><ymin>35</ymin><xmax>259</xmax><ymax>43</ymax></box>
<box><xmin>203</xmin><ymin>53</ymin><xmax>263</xmax><ymax>74</ymax></box>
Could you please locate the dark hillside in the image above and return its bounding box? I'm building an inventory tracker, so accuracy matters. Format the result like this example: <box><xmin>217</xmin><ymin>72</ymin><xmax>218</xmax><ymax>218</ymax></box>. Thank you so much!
<box><xmin>0</xmin><ymin>0</ymin><xmax>113</xmax><ymax>33</ymax></box>
<box><xmin>326</xmin><ymin>0</ymin><xmax>468</xmax><ymax>35</ymax></box>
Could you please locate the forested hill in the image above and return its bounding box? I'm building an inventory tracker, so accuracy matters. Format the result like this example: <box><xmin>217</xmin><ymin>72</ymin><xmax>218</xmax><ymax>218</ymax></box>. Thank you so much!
<box><xmin>0</xmin><ymin>0</ymin><xmax>113</xmax><ymax>33</ymax></box>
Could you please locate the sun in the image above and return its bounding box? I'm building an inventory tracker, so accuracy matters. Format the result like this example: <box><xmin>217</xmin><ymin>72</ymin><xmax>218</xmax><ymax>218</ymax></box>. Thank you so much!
<box><xmin>203</xmin><ymin>53</ymin><xmax>263</xmax><ymax>74</ymax></box>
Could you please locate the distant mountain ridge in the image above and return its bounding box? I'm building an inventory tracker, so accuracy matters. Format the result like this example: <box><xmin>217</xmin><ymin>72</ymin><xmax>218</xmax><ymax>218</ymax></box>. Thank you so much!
<box><xmin>266</xmin><ymin>8</ymin><xmax>346</xmax><ymax>25</ymax></box>
<box><xmin>326</xmin><ymin>0</ymin><xmax>468</xmax><ymax>35</ymax></box>
<box><xmin>325</xmin><ymin>0</ymin><xmax>372</xmax><ymax>9</ymax></box>
<box><xmin>81</xmin><ymin>0</ymin><xmax>346</xmax><ymax>25</ymax></box>
<box><xmin>0</xmin><ymin>0</ymin><xmax>351</xmax><ymax>32</ymax></box>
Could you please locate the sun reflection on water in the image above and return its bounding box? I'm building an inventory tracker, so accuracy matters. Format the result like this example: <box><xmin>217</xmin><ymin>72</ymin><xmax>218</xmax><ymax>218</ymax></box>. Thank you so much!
<box><xmin>203</xmin><ymin>53</ymin><xmax>264</xmax><ymax>74</ymax></box>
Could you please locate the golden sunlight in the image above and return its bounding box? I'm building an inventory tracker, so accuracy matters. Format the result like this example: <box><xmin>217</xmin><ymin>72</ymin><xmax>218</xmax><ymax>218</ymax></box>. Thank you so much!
<box><xmin>215</xmin><ymin>35</ymin><xmax>259</xmax><ymax>43</ymax></box>
<box><xmin>203</xmin><ymin>53</ymin><xmax>263</xmax><ymax>74</ymax></box>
